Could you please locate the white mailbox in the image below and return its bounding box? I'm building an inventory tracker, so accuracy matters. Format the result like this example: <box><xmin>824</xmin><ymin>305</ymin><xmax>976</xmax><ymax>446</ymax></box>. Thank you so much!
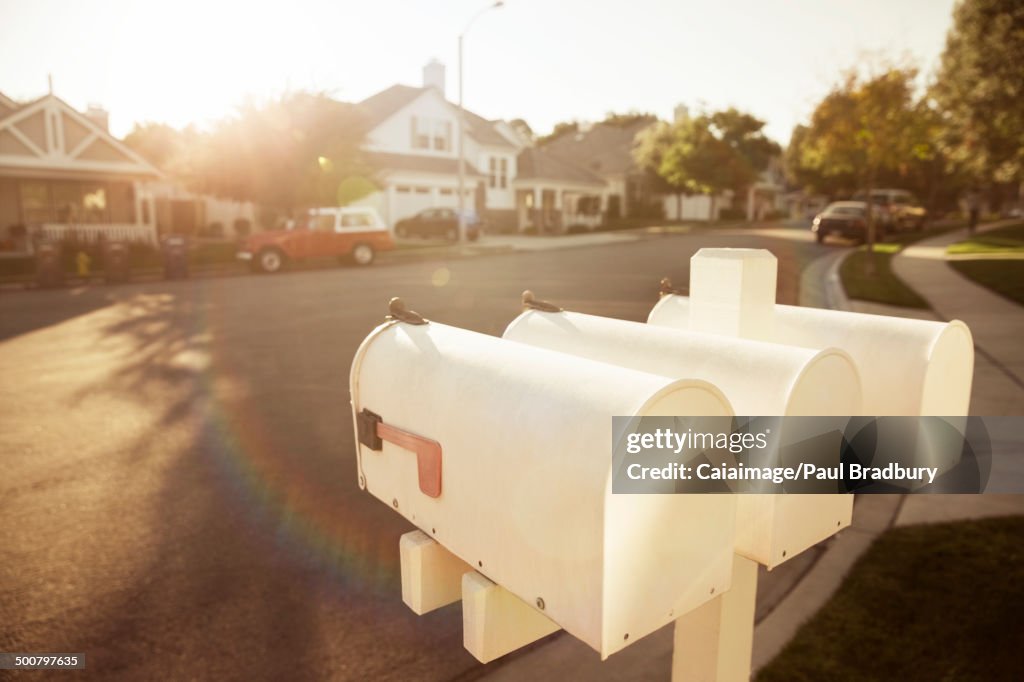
<box><xmin>505</xmin><ymin>307</ymin><xmax>861</xmax><ymax>417</ymax></box>
<box><xmin>350</xmin><ymin>302</ymin><xmax>737</xmax><ymax>659</ymax></box>
<box><xmin>649</xmin><ymin>248</ymin><xmax>974</xmax><ymax>416</ymax></box>
<box><xmin>504</xmin><ymin>304</ymin><xmax>860</xmax><ymax>568</ymax></box>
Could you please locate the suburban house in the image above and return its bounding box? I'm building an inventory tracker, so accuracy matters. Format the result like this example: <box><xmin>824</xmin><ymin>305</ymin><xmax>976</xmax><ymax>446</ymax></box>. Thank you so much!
<box><xmin>538</xmin><ymin>116</ymin><xmax>664</xmax><ymax>220</ymax></box>
<box><xmin>744</xmin><ymin>157</ymin><xmax>788</xmax><ymax>221</ymax></box>
<box><xmin>0</xmin><ymin>90</ymin><xmax>161</xmax><ymax>254</ymax></box>
<box><xmin>540</xmin><ymin>104</ymin><xmax>788</xmax><ymax>224</ymax></box>
<box><xmin>352</xmin><ymin>61</ymin><xmax>605</xmax><ymax>233</ymax></box>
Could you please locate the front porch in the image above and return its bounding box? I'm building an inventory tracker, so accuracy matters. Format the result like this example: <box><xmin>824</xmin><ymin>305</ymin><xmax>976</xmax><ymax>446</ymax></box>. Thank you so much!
<box><xmin>0</xmin><ymin>92</ymin><xmax>162</xmax><ymax>254</ymax></box>
<box><xmin>514</xmin><ymin>185</ymin><xmax>603</xmax><ymax>234</ymax></box>
<box><xmin>0</xmin><ymin>176</ymin><xmax>158</xmax><ymax>255</ymax></box>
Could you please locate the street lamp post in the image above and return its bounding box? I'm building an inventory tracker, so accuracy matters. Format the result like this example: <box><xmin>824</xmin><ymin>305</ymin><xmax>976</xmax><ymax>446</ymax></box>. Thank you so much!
<box><xmin>457</xmin><ymin>1</ymin><xmax>504</xmax><ymax>243</ymax></box>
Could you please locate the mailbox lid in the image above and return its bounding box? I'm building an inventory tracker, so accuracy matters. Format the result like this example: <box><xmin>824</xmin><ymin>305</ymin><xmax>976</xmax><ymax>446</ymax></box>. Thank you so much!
<box><xmin>350</xmin><ymin>320</ymin><xmax>735</xmax><ymax>655</ymax></box>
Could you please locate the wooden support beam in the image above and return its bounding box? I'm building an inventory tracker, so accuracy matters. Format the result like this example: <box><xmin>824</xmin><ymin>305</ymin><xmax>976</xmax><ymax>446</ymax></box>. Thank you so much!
<box><xmin>462</xmin><ymin>571</ymin><xmax>560</xmax><ymax>663</ymax></box>
<box><xmin>672</xmin><ymin>554</ymin><xmax>759</xmax><ymax>682</ymax></box>
<box><xmin>400</xmin><ymin>530</ymin><xmax>473</xmax><ymax>615</ymax></box>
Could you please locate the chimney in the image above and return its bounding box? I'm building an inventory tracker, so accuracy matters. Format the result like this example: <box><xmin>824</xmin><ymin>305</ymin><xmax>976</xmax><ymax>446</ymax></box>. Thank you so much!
<box><xmin>673</xmin><ymin>104</ymin><xmax>690</xmax><ymax>124</ymax></box>
<box><xmin>422</xmin><ymin>59</ymin><xmax>446</xmax><ymax>94</ymax></box>
<box><xmin>86</xmin><ymin>104</ymin><xmax>109</xmax><ymax>133</ymax></box>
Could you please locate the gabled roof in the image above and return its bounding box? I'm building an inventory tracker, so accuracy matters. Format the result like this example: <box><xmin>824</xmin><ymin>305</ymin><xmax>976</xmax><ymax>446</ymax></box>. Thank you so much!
<box><xmin>541</xmin><ymin>118</ymin><xmax>655</xmax><ymax>176</ymax></box>
<box><xmin>515</xmin><ymin>147</ymin><xmax>605</xmax><ymax>187</ymax></box>
<box><xmin>0</xmin><ymin>91</ymin><xmax>18</xmax><ymax>117</ymax></box>
<box><xmin>0</xmin><ymin>94</ymin><xmax>160</xmax><ymax>178</ymax></box>
<box><xmin>359</xmin><ymin>84</ymin><xmax>424</xmax><ymax>125</ymax></box>
<box><xmin>364</xmin><ymin>150</ymin><xmax>483</xmax><ymax>177</ymax></box>
<box><xmin>358</xmin><ymin>84</ymin><xmax>516</xmax><ymax>149</ymax></box>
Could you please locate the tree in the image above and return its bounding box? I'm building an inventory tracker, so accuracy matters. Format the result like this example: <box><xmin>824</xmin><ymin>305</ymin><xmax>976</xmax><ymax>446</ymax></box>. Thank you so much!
<box><xmin>709</xmin><ymin>108</ymin><xmax>780</xmax><ymax>173</ymax></box>
<box><xmin>601</xmin><ymin>111</ymin><xmax>657</xmax><ymax>128</ymax></box>
<box><xmin>536</xmin><ymin>120</ymin><xmax>579</xmax><ymax>146</ymax></box>
<box><xmin>633</xmin><ymin>109</ymin><xmax>779</xmax><ymax>220</ymax></box>
<box><xmin>633</xmin><ymin>120</ymin><xmax>681</xmax><ymax>214</ymax></box>
<box><xmin>786</xmin><ymin>68</ymin><xmax>922</xmax><ymax>248</ymax></box>
<box><xmin>507</xmin><ymin>118</ymin><xmax>534</xmax><ymax>143</ymax></box>
<box><xmin>123</xmin><ymin>122</ymin><xmax>199</xmax><ymax>173</ymax></box>
<box><xmin>932</xmin><ymin>0</ymin><xmax>1024</xmax><ymax>187</ymax></box>
<box><xmin>190</xmin><ymin>92</ymin><xmax>372</xmax><ymax>213</ymax></box>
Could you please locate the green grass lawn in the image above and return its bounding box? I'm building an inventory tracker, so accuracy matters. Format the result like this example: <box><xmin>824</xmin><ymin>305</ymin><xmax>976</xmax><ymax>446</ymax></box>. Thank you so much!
<box><xmin>949</xmin><ymin>259</ymin><xmax>1024</xmax><ymax>306</ymax></box>
<box><xmin>756</xmin><ymin>516</ymin><xmax>1024</xmax><ymax>682</ymax></box>
<box><xmin>947</xmin><ymin>221</ymin><xmax>1024</xmax><ymax>255</ymax></box>
<box><xmin>839</xmin><ymin>238</ymin><xmax>929</xmax><ymax>308</ymax></box>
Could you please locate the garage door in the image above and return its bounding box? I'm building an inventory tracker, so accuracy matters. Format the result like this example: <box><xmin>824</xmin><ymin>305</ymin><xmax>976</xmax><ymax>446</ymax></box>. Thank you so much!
<box><xmin>392</xmin><ymin>185</ymin><xmax>434</xmax><ymax>225</ymax></box>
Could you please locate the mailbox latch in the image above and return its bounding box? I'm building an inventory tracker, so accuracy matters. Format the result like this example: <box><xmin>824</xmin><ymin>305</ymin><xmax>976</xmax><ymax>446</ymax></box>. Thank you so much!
<box><xmin>357</xmin><ymin>408</ymin><xmax>442</xmax><ymax>498</ymax></box>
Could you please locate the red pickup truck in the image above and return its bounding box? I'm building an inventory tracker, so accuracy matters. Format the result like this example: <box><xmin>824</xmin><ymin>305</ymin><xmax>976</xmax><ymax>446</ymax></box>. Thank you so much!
<box><xmin>238</xmin><ymin>207</ymin><xmax>394</xmax><ymax>273</ymax></box>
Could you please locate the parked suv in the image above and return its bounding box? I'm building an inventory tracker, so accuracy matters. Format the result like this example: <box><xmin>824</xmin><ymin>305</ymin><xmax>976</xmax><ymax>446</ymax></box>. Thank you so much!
<box><xmin>852</xmin><ymin>189</ymin><xmax>927</xmax><ymax>231</ymax></box>
<box><xmin>394</xmin><ymin>208</ymin><xmax>480</xmax><ymax>241</ymax></box>
<box><xmin>238</xmin><ymin>207</ymin><xmax>393</xmax><ymax>273</ymax></box>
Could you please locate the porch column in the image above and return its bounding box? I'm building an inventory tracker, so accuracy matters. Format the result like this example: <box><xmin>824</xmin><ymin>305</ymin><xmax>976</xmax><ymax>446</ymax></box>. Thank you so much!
<box><xmin>386</xmin><ymin>184</ymin><xmax>396</xmax><ymax>228</ymax></box>
<box><xmin>516</xmin><ymin>190</ymin><xmax>528</xmax><ymax>233</ymax></box>
<box><xmin>535</xmin><ymin>188</ymin><xmax>542</xmax><ymax>232</ymax></box>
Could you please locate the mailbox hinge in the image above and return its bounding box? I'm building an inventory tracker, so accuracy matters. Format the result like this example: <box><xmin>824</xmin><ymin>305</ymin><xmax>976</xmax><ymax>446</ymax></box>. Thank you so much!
<box><xmin>522</xmin><ymin>290</ymin><xmax>562</xmax><ymax>312</ymax></box>
<box><xmin>659</xmin><ymin>277</ymin><xmax>687</xmax><ymax>297</ymax></box>
<box><xmin>357</xmin><ymin>408</ymin><xmax>442</xmax><ymax>498</ymax></box>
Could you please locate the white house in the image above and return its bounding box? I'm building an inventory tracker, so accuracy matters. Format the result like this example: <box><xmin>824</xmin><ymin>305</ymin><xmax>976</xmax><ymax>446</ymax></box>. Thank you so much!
<box><xmin>352</xmin><ymin>62</ymin><xmax>605</xmax><ymax>233</ymax></box>
<box><xmin>0</xmin><ymin>91</ymin><xmax>161</xmax><ymax>253</ymax></box>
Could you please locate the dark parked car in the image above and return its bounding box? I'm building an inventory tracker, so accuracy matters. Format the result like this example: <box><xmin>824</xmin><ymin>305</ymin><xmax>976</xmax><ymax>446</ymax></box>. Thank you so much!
<box><xmin>852</xmin><ymin>189</ymin><xmax>927</xmax><ymax>231</ymax></box>
<box><xmin>394</xmin><ymin>208</ymin><xmax>480</xmax><ymax>241</ymax></box>
<box><xmin>812</xmin><ymin>201</ymin><xmax>888</xmax><ymax>243</ymax></box>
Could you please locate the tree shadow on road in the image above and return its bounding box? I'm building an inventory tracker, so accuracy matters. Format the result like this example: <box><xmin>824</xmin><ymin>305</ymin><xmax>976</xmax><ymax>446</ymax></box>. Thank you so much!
<box><xmin>40</xmin><ymin>287</ymin><xmax>472</xmax><ymax>680</ymax></box>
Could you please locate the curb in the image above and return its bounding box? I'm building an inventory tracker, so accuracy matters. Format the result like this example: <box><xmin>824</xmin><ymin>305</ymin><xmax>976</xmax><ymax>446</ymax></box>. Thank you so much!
<box><xmin>823</xmin><ymin>250</ymin><xmax>852</xmax><ymax>311</ymax></box>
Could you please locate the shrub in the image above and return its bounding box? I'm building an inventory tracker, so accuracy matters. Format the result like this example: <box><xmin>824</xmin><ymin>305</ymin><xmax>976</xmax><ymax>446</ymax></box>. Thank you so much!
<box><xmin>717</xmin><ymin>208</ymin><xmax>747</xmax><ymax>221</ymax></box>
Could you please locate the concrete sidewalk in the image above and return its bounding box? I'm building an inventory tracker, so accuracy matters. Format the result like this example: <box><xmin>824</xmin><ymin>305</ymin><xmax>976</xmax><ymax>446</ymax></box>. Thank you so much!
<box><xmin>892</xmin><ymin>221</ymin><xmax>1024</xmax><ymax>415</ymax></box>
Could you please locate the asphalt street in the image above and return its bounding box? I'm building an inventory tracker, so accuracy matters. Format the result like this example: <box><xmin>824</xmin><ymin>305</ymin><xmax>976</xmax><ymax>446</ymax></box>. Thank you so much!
<box><xmin>0</xmin><ymin>230</ymin><xmax>826</xmax><ymax>681</ymax></box>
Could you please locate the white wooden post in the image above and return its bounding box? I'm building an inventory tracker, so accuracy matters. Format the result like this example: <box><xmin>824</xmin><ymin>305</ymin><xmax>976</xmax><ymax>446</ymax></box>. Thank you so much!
<box><xmin>399</xmin><ymin>530</ymin><xmax>473</xmax><ymax>615</ymax></box>
<box><xmin>672</xmin><ymin>555</ymin><xmax>758</xmax><ymax>682</ymax></box>
<box><xmin>673</xmin><ymin>249</ymin><xmax>776</xmax><ymax>680</ymax></box>
<box><xmin>689</xmin><ymin>248</ymin><xmax>777</xmax><ymax>341</ymax></box>
<box><xmin>462</xmin><ymin>571</ymin><xmax>560</xmax><ymax>663</ymax></box>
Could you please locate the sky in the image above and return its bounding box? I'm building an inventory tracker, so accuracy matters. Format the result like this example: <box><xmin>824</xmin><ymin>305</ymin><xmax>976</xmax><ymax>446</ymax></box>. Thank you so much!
<box><xmin>0</xmin><ymin>0</ymin><xmax>958</xmax><ymax>145</ymax></box>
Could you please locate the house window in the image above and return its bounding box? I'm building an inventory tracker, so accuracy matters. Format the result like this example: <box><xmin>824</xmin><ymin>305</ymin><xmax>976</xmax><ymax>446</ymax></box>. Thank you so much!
<box><xmin>396</xmin><ymin>186</ymin><xmax>412</xmax><ymax>193</ymax></box>
<box><xmin>82</xmin><ymin>185</ymin><xmax>108</xmax><ymax>223</ymax></box>
<box><xmin>412</xmin><ymin>117</ymin><xmax>452</xmax><ymax>151</ymax></box>
<box><xmin>411</xmin><ymin>117</ymin><xmax>430</xmax><ymax>150</ymax></box>
<box><xmin>489</xmin><ymin>157</ymin><xmax>508</xmax><ymax>189</ymax></box>
<box><xmin>20</xmin><ymin>182</ymin><xmax>51</xmax><ymax>223</ymax></box>
<box><xmin>415</xmin><ymin>187</ymin><xmax>430</xmax><ymax>194</ymax></box>
<box><xmin>52</xmin><ymin>182</ymin><xmax>81</xmax><ymax>223</ymax></box>
<box><xmin>433</xmin><ymin>121</ymin><xmax>451</xmax><ymax>151</ymax></box>
<box><xmin>440</xmin><ymin>188</ymin><xmax>453</xmax><ymax>196</ymax></box>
